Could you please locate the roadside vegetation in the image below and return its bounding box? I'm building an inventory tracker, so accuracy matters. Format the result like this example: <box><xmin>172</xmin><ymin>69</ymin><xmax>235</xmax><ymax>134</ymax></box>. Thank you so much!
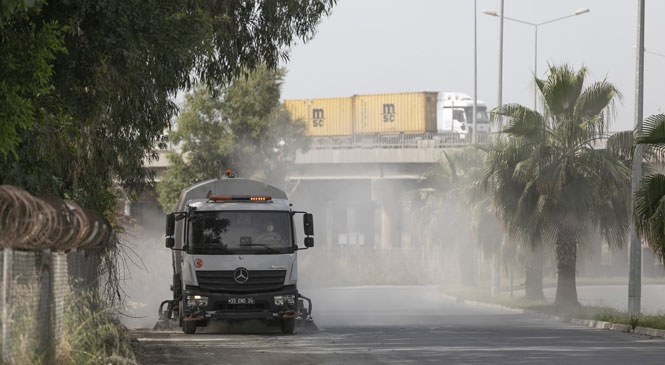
<box><xmin>55</xmin><ymin>292</ymin><xmax>136</xmax><ymax>365</ymax></box>
<box><xmin>1</xmin><ymin>287</ymin><xmax>136</xmax><ymax>365</ymax></box>
<box><xmin>413</xmin><ymin>64</ymin><xmax>665</xmax><ymax>319</ymax></box>
<box><xmin>414</xmin><ymin>63</ymin><xmax>665</xmax><ymax>329</ymax></box>
<box><xmin>446</xmin><ymin>282</ymin><xmax>665</xmax><ymax>332</ymax></box>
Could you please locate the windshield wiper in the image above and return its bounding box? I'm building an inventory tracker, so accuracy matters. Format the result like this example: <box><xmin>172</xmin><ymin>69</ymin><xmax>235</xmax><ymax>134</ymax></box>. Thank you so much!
<box><xmin>239</xmin><ymin>243</ymin><xmax>278</xmax><ymax>253</ymax></box>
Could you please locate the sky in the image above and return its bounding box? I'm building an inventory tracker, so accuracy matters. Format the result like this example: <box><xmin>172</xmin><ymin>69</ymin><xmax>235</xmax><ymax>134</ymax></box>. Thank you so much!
<box><xmin>280</xmin><ymin>0</ymin><xmax>665</xmax><ymax>133</ymax></box>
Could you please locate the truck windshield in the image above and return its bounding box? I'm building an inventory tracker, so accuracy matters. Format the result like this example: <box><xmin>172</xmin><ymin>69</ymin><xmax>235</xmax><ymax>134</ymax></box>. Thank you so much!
<box><xmin>187</xmin><ymin>211</ymin><xmax>293</xmax><ymax>255</ymax></box>
<box><xmin>464</xmin><ymin>106</ymin><xmax>490</xmax><ymax>123</ymax></box>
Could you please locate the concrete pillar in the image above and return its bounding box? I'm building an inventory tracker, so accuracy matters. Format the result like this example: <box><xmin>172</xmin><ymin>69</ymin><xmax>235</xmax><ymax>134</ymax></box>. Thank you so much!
<box><xmin>371</xmin><ymin>179</ymin><xmax>403</xmax><ymax>250</ymax></box>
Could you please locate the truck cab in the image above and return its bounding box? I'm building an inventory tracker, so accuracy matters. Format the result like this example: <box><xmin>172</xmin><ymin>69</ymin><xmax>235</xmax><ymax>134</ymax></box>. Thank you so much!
<box><xmin>162</xmin><ymin>172</ymin><xmax>314</xmax><ymax>334</ymax></box>
<box><xmin>437</xmin><ymin>92</ymin><xmax>491</xmax><ymax>140</ymax></box>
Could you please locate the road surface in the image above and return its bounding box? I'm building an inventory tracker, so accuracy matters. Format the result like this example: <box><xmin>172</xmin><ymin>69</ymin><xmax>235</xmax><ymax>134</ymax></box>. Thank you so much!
<box><xmin>133</xmin><ymin>285</ymin><xmax>665</xmax><ymax>364</ymax></box>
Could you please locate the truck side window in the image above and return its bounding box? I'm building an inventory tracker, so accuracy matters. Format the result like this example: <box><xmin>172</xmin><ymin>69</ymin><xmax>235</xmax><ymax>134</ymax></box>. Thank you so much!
<box><xmin>453</xmin><ymin>110</ymin><xmax>465</xmax><ymax>122</ymax></box>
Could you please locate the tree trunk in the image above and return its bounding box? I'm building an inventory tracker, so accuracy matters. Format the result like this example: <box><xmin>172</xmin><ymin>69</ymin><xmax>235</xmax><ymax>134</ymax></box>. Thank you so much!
<box><xmin>459</xmin><ymin>241</ymin><xmax>477</xmax><ymax>287</ymax></box>
<box><xmin>554</xmin><ymin>230</ymin><xmax>579</xmax><ymax>307</ymax></box>
<box><xmin>524</xmin><ymin>247</ymin><xmax>545</xmax><ymax>300</ymax></box>
<box><xmin>491</xmin><ymin>254</ymin><xmax>501</xmax><ymax>298</ymax></box>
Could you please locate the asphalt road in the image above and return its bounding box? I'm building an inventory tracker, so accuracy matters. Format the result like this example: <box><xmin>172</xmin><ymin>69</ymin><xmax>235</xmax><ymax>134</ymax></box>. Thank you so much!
<box><xmin>133</xmin><ymin>285</ymin><xmax>665</xmax><ymax>364</ymax></box>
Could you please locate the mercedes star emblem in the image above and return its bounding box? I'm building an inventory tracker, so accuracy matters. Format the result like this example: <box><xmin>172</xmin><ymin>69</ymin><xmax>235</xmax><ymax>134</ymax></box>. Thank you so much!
<box><xmin>233</xmin><ymin>267</ymin><xmax>249</xmax><ymax>284</ymax></box>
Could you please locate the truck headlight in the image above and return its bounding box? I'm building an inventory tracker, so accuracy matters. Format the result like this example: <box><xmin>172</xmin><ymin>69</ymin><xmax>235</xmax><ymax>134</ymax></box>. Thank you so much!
<box><xmin>274</xmin><ymin>294</ymin><xmax>296</xmax><ymax>307</ymax></box>
<box><xmin>186</xmin><ymin>295</ymin><xmax>208</xmax><ymax>309</ymax></box>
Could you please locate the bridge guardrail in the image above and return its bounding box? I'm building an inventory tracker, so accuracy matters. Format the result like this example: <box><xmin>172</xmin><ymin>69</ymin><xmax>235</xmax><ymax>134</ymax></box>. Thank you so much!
<box><xmin>309</xmin><ymin>132</ymin><xmax>491</xmax><ymax>150</ymax></box>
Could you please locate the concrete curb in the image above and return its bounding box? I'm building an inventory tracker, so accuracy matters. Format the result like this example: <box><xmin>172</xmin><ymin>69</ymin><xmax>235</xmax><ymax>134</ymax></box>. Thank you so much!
<box><xmin>447</xmin><ymin>292</ymin><xmax>665</xmax><ymax>339</ymax></box>
<box><xmin>568</xmin><ymin>318</ymin><xmax>665</xmax><ymax>338</ymax></box>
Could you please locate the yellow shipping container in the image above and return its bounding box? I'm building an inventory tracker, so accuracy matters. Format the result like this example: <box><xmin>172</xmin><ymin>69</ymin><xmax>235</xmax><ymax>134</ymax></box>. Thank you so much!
<box><xmin>352</xmin><ymin>92</ymin><xmax>438</xmax><ymax>134</ymax></box>
<box><xmin>283</xmin><ymin>97</ymin><xmax>354</xmax><ymax>136</ymax></box>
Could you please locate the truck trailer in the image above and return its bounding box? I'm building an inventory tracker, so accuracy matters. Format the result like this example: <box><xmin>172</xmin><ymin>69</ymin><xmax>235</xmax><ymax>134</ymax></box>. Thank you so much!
<box><xmin>159</xmin><ymin>169</ymin><xmax>315</xmax><ymax>334</ymax></box>
<box><xmin>283</xmin><ymin>91</ymin><xmax>491</xmax><ymax>141</ymax></box>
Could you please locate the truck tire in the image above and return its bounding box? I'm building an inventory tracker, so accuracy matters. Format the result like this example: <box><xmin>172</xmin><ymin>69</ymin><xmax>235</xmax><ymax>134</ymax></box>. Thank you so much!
<box><xmin>280</xmin><ymin>318</ymin><xmax>296</xmax><ymax>334</ymax></box>
<box><xmin>183</xmin><ymin>320</ymin><xmax>197</xmax><ymax>334</ymax></box>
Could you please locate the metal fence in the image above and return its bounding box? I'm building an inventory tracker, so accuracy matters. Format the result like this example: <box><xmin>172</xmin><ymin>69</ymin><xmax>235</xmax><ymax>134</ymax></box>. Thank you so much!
<box><xmin>309</xmin><ymin>132</ymin><xmax>492</xmax><ymax>150</ymax></box>
<box><xmin>0</xmin><ymin>185</ymin><xmax>113</xmax><ymax>364</ymax></box>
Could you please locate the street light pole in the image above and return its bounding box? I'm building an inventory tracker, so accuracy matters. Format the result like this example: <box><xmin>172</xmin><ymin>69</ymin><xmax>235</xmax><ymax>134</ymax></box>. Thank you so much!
<box><xmin>629</xmin><ymin>0</ymin><xmax>645</xmax><ymax>317</ymax></box>
<box><xmin>473</xmin><ymin>0</ymin><xmax>477</xmax><ymax>144</ymax></box>
<box><xmin>483</xmin><ymin>8</ymin><xmax>590</xmax><ymax>110</ymax></box>
<box><xmin>497</xmin><ymin>0</ymin><xmax>504</xmax><ymax>130</ymax></box>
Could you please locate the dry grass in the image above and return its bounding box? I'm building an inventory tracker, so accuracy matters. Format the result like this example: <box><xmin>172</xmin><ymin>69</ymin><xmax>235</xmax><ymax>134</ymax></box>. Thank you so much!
<box><xmin>54</xmin><ymin>291</ymin><xmax>137</xmax><ymax>365</ymax></box>
<box><xmin>0</xmin><ymin>286</ymin><xmax>137</xmax><ymax>365</ymax></box>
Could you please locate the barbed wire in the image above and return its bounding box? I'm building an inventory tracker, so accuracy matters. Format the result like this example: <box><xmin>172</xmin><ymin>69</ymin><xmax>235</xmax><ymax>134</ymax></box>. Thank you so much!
<box><xmin>0</xmin><ymin>185</ymin><xmax>113</xmax><ymax>251</ymax></box>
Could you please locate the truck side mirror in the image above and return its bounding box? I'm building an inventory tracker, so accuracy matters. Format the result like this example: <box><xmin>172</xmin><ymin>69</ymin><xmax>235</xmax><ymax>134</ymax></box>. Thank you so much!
<box><xmin>166</xmin><ymin>213</ymin><xmax>176</xmax><ymax>248</ymax></box>
<box><xmin>166</xmin><ymin>236</ymin><xmax>175</xmax><ymax>248</ymax></box>
<box><xmin>304</xmin><ymin>236</ymin><xmax>314</xmax><ymax>248</ymax></box>
<box><xmin>166</xmin><ymin>213</ymin><xmax>176</xmax><ymax>236</ymax></box>
<box><xmin>303</xmin><ymin>213</ymin><xmax>314</xmax><ymax>236</ymax></box>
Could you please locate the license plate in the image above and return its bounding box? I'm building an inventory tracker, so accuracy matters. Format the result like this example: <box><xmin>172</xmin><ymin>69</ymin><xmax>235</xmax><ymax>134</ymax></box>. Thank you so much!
<box><xmin>228</xmin><ymin>298</ymin><xmax>255</xmax><ymax>304</ymax></box>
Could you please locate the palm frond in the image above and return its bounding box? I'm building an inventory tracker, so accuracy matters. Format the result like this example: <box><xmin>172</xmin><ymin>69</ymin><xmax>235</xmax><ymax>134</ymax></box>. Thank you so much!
<box><xmin>492</xmin><ymin>104</ymin><xmax>544</xmax><ymax>138</ymax></box>
<box><xmin>540</xmin><ymin>64</ymin><xmax>585</xmax><ymax>118</ymax></box>
<box><xmin>636</xmin><ymin>114</ymin><xmax>665</xmax><ymax>145</ymax></box>
<box><xmin>574</xmin><ymin>80</ymin><xmax>621</xmax><ymax>125</ymax></box>
<box><xmin>605</xmin><ymin>130</ymin><xmax>633</xmax><ymax>161</ymax></box>
<box><xmin>634</xmin><ymin>173</ymin><xmax>665</xmax><ymax>259</ymax></box>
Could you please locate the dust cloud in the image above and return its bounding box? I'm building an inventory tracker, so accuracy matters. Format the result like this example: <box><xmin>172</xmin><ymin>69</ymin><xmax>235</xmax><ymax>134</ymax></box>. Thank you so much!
<box><xmin>292</xmin><ymin>178</ymin><xmax>480</xmax><ymax>293</ymax></box>
<box><xmin>119</xmin><ymin>204</ymin><xmax>172</xmax><ymax>329</ymax></box>
<box><xmin>117</xmin><ymin>170</ymin><xmax>488</xmax><ymax>330</ymax></box>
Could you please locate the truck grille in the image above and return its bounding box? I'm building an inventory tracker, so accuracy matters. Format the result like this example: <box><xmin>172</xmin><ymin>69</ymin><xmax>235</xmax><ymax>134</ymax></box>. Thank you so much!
<box><xmin>195</xmin><ymin>270</ymin><xmax>286</xmax><ymax>293</ymax></box>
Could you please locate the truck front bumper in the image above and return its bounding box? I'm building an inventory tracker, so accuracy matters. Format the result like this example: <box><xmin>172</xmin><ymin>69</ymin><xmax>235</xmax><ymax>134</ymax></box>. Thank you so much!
<box><xmin>182</xmin><ymin>286</ymin><xmax>299</xmax><ymax>323</ymax></box>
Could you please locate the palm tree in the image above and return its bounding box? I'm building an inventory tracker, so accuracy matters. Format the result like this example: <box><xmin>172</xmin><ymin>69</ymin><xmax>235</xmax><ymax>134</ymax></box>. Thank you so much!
<box><xmin>490</xmin><ymin>64</ymin><xmax>631</xmax><ymax>307</ymax></box>
<box><xmin>411</xmin><ymin>146</ymin><xmax>501</xmax><ymax>287</ymax></box>
<box><xmin>482</xmin><ymin>136</ymin><xmax>549</xmax><ymax>300</ymax></box>
<box><xmin>633</xmin><ymin>114</ymin><xmax>665</xmax><ymax>260</ymax></box>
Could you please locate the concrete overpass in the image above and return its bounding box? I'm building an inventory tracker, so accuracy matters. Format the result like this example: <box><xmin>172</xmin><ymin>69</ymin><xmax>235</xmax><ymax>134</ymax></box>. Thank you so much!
<box><xmin>143</xmin><ymin>138</ymin><xmax>461</xmax><ymax>253</ymax></box>
<box><xmin>286</xmin><ymin>141</ymin><xmax>461</xmax><ymax>253</ymax></box>
<box><xmin>290</xmin><ymin>147</ymin><xmax>447</xmax><ymax>180</ymax></box>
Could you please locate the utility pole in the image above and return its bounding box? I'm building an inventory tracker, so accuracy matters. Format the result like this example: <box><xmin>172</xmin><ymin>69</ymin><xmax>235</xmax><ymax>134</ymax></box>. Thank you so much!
<box><xmin>473</xmin><ymin>0</ymin><xmax>478</xmax><ymax>144</ymax></box>
<box><xmin>628</xmin><ymin>0</ymin><xmax>645</xmax><ymax>316</ymax></box>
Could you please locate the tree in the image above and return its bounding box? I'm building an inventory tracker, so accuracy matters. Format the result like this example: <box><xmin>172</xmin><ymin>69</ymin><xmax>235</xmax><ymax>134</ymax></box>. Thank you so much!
<box><xmin>0</xmin><ymin>9</ymin><xmax>66</xmax><ymax>158</ymax></box>
<box><xmin>490</xmin><ymin>64</ymin><xmax>631</xmax><ymax>307</ymax></box>
<box><xmin>157</xmin><ymin>66</ymin><xmax>308</xmax><ymax>212</ymax></box>
<box><xmin>482</xmin><ymin>137</ymin><xmax>549</xmax><ymax>300</ymax></box>
<box><xmin>632</xmin><ymin>114</ymin><xmax>665</xmax><ymax>261</ymax></box>
<box><xmin>221</xmin><ymin>65</ymin><xmax>309</xmax><ymax>182</ymax></box>
<box><xmin>0</xmin><ymin>0</ymin><xmax>335</xmax><ymax>218</ymax></box>
<box><xmin>411</xmin><ymin>147</ymin><xmax>500</xmax><ymax>286</ymax></box>
<box><xmin>1</xmin><ymin>0</ymin><xmax>39</xmax><ymax>21</ymax></box>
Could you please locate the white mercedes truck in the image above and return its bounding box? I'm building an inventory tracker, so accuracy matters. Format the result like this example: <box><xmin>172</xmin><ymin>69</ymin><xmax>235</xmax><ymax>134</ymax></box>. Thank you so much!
<box><xmin>159</xmin><ymin>169</ymin><xmax>315</xmax><ymax>334</ymax></box>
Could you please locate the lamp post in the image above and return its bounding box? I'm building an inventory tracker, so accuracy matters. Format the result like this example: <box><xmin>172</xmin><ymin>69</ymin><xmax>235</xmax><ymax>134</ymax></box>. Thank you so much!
<box><xmin>629</xmin><ymin>0</ymin><xmax>645</xmax><ymax>317</ymax></box>
<box><xmin>483</xmin><ymin>8</ymin><xmax>590</xmax><ymax>110</ymax></box>
<box><xmin>473</xmin><ymin>0</ymin><xmax>477</xmax><ymax>143</ymax></box>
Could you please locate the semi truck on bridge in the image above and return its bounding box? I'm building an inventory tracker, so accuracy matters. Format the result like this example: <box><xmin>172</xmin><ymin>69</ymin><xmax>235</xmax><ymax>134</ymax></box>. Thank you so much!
<box><xmin>283</xmin><ymin>91</ymin><xmax>492</xmax><ymax>147</ymax></box>
<box><xmin>159</xmin><ymin>168</ymin><xmax>316</xmax><ymax>334</ymax></box>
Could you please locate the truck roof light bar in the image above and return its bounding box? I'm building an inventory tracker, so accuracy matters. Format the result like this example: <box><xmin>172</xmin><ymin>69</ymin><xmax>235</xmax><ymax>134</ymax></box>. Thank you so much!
<box><xmin>208</xmin><ymin>195</ymin><xmax>272</xmax><ymax>202</ymax></box>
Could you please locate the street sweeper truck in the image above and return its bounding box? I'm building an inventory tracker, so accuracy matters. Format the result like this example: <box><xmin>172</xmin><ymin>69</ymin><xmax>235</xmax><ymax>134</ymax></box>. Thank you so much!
<box><xmin>159</xmin><ymin>169</ymin><xmax>316</xmax><ymax>334</ymax></box>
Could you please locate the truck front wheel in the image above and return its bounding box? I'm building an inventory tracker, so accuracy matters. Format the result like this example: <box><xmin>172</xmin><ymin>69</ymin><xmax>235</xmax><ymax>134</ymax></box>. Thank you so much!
<box><xmin>280</xmin><ymin>318</ymin><xmax>295</xmax><ymax>334</ymax></box>
<box><xmin>183</xmin><ymin>320</ymin><xmax>197</xmax><ymax>334</ymax></box>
